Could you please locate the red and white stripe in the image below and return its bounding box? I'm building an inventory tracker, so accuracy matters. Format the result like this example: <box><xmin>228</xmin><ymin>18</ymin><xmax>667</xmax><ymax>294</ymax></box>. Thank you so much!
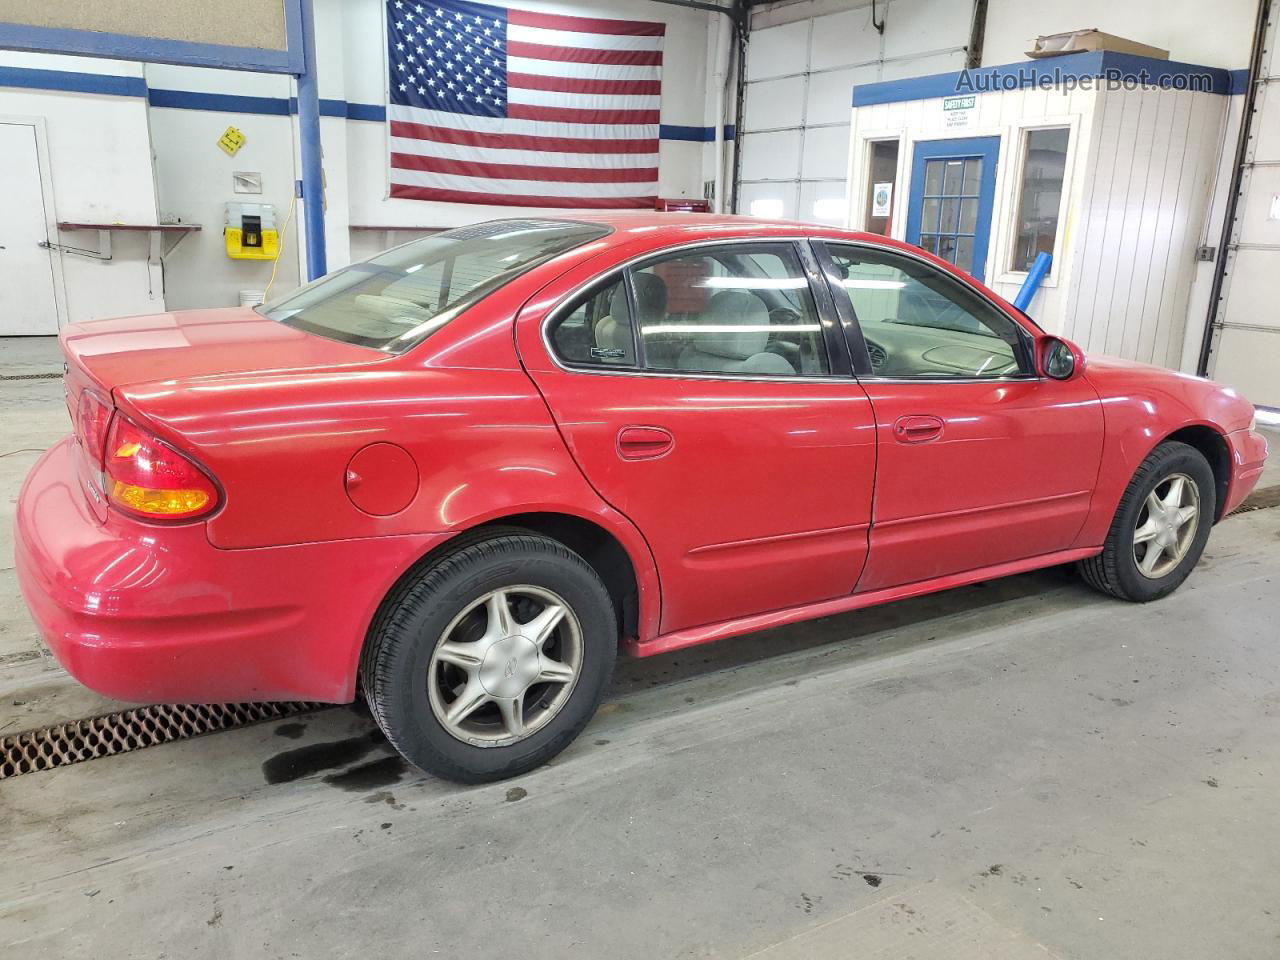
<box><xmin>389</xmin><ymin>7</ymin><xmax>664</xmax><ymax>209</ymax></box>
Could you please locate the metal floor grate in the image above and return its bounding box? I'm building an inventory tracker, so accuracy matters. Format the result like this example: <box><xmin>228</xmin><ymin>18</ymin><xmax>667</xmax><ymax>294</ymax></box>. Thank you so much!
<box><xmin>1</xmin><ymin>701</ymin><xmax>326</xmax><ymax>780</ymax></box>
<box><xmin>1230</xmin><ymin>484</ymin><xmax>1280</xmax><ymax>516</ymax></box>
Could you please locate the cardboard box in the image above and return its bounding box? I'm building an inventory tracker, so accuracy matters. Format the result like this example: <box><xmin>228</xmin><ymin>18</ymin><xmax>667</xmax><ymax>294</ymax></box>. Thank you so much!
<box><xmin>1026</xmin><ymin>29</ymin><xmax>1169</xmax><ymax>60</ymax></box>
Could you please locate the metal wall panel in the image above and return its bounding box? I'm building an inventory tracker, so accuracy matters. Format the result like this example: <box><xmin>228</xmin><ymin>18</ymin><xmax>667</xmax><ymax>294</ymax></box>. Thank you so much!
<box><xmin>744</xmin><ymin>75</ymin><xmax>808</xmax><ymax>133</ymax></box>
<box><xmin>744</xmin><ymin>19</ymin><xmax>810</xmax><ymax>82</ymax></box>
<box><xmin>740</xmin><ymin>130</ymin><xmax>803</xmax><ymax>182</ymax></box>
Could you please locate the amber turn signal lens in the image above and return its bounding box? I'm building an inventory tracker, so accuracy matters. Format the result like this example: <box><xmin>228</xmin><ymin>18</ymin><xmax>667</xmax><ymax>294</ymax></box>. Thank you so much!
<box><xmin>109</xmin><ymin>481</ymin><xmax>211</xmax><ymax>517</ymax></box>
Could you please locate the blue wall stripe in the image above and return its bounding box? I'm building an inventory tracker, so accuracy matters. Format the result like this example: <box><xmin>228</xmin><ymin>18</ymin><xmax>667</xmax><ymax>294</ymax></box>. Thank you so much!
<box><xmin>0</xmin><ymin>65</ymin><xmax>146</xmax><ymax>98</ymax></box>
<box><xmin>1</xmin><ymin>67</ymin><xmax>734</xmax><ymax>140</ymax></box>
<box><xmin>854</xmin><ymin>51</ymin><xmax>1242</xmax><ymax>106</ymax></box>
<box><xmin>147</xmin><ymin>88</ymin><xmax>291</xmax><ymax>115</ymax></box>
<box><xmin>660</xmin><ymin>123</ymin><xmax>737</xmax><ymax>142</ymax></box>
<box><xmin>344</xmin><ymin>101</ymin><xmax>388</xmax><ymax>121</ymax></box>
<box><xmin>0</xmin><ymin>56</ymin><xmax>1249</xmax><ymax>125</ymax></box>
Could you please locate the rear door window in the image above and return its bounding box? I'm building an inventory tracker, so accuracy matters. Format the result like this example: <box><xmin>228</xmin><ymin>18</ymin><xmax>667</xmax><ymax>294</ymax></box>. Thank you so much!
<box><xmin>634</xmin><ymin>244</ymin><xmax>830</xmax><ymax>377</ymax></box>
<box><xmin>548</xmin><ymin>278</ymin><xmax>636</xmax><ymax>368</ymax></box>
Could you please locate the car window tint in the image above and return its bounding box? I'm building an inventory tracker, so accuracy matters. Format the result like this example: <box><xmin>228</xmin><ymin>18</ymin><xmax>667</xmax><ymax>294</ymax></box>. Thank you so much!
<box><xmin>632</xmin><ymin>245</ymin><xmax>829</xmax><ymax>377</ymax></box>
<box><xmin>548</xmin><ymin>278</ymin><xmax>636</xmax><ymax>367</ymax></box>
<box><xmin>826</xmin><ymin>245</ymin><xmax>1028</xmax><ymax>378</ymax></box>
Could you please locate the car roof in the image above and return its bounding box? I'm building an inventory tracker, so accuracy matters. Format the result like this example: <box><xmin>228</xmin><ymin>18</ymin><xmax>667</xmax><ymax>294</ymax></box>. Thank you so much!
<box><xmin>536</xmin><ymin>211</ymin><xmax>881</xmax><ymax>243</ymax></box>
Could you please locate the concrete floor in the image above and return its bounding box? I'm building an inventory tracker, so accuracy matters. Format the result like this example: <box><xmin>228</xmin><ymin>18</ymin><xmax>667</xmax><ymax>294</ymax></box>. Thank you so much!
<box><xmin>3</xmin><ymin>335</ymin><xmax>1280</xmax><ymax>959</ymax></box>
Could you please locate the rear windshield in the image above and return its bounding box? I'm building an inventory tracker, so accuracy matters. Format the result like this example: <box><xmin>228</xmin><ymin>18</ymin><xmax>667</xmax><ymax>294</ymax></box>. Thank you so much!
<box><xmin>258</xmin><ymin>219</ymin><xmax>609</xmax><ymax>353</ymax></box>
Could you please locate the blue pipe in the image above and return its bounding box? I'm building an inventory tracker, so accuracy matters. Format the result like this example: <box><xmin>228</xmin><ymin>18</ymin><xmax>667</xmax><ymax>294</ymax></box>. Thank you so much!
<box><xmin>1013</xmin><ymin>251</ymin><xmax>1052</xmax><ymax>311</ymax></box>
<box><xmin>295</xmin><ymin>0</ymin><xmax>326</xmax><ymax>280</ymax></box>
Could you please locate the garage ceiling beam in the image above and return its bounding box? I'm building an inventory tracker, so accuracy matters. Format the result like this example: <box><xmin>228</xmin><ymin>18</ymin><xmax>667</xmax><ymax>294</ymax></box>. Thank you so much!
<box><xmin>646</xmin><ymin>0</ymin><xmax>741</xmax><ymax>22</ymax></box>
<box><xmin>966</xmin><ymin>0</ymin><xmax>988</xmax><ymax>69</ymax></box>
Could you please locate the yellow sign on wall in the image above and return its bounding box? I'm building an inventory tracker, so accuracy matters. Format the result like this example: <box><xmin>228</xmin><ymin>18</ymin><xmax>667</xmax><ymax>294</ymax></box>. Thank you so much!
<box><xmin>217</xmin><ymin>126</ymin><xmax>246</xmax><ymax>156</ymax></box>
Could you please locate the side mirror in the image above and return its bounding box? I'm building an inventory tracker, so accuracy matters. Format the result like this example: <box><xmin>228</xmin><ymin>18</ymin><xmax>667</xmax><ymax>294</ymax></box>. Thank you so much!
<box><xmin>1037</xmin><ymin>335</ymin><xmax>1083</xmax><ymax>381</ymax></box>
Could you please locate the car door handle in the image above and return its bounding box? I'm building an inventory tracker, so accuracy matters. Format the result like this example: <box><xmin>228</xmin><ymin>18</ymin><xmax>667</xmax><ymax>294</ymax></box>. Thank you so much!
<box><xmin>617</xmin><ymin>426</ymin><xmax>675</xmax><ymax>461</ymax></box>
<box><xmin>893</xmin><ymin>415</ymin><xmax>944</xmax><ymax>444</ymax></box>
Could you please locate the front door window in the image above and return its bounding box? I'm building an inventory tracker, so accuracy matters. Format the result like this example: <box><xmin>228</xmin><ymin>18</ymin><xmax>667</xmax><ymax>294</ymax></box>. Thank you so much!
<box><xmin>824</xmin><ymin>244</ymin><xmax>1030</xmax><ymax>379</ymax></box>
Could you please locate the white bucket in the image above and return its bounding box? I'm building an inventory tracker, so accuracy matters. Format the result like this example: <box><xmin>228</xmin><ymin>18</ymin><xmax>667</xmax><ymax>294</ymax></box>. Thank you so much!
<box><xmin>238</xmin><ymin>289</ymin><xmax>266</xmax><ymax>307</ymax></box>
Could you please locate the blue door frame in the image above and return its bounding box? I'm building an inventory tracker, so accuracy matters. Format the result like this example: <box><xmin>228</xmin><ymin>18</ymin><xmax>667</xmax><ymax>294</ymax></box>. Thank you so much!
<box><xmin>905</xmin><ymin>136</ymin><xmax>1000</xmax><ymax>282</ymax></box>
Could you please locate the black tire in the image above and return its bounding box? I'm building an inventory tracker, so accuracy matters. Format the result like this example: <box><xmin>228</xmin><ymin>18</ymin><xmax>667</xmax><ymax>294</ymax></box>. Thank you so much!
<box><xmin>361</xmin><ymin>531</ymin><xmax>617</xmax><ymax>784</ymax></box>
<box><xmin>1078</xmin><ymin>441</ymin><xmax>1216</xmax><ymax>602</ymax></box>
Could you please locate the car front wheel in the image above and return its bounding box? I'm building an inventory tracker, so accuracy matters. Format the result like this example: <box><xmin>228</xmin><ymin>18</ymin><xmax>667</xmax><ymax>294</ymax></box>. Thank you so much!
<box><xmin>361</xmin><ymin>531</ymin><xmax>618</xmax><ymax>783</ymax></box>
<box><xmin>1078</xmin><ymin>440</ymin><xmax>1216</xmax><ymax>602</ymax></box>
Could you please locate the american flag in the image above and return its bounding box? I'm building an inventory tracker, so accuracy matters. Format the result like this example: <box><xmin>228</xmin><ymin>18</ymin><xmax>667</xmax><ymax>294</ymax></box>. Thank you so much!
<box><xmin>385</xmin><ymin>0</ymin><xmax>665</xmax><ymax>208</ymax></box>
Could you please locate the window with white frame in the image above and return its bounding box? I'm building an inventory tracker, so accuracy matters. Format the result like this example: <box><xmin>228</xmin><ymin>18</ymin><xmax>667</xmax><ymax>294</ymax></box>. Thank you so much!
<box><xmin>1009</xmin><ymin>127</ymin><xmax>1069</xmax><ymax>273</ymax></box>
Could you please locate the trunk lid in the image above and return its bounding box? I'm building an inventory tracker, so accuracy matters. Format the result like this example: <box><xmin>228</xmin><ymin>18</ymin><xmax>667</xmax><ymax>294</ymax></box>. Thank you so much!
<box><xmin>60</xmin><ymin>308</ymin><xmax>387</xmax><ymax>524</ymax></box>
<box><xmin>60</xmin><ymin>307</ymin><xmax>384</xmax><ymax>391</ymax></box>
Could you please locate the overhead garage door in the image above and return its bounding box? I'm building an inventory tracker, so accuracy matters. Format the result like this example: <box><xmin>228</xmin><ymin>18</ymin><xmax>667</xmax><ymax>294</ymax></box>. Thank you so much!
<box><xmin>1207</xmin><ymin>9</ymin><xmax>1280</xmax><ymax>408</ymax></box>
<box><xmin>737</xmin><ymin>0</ymin><xmax>971</xmax><ymax>226</ymax></box>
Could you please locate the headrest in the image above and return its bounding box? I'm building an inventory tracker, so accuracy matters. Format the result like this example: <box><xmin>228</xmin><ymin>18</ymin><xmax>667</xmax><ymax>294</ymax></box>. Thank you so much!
<box><xmin>608</xmin><ymin>282</ymin><xmax>630</xmax><ymax>324</ymax></box>
<box><xmin>631</xmin><ymin>272</ymin><xmax>668</xmax><ymax>322</ymax></box>
<box><xmin>694</xmin><ymin>290</ymin><xmax>772</xmax><ymax>360</ymax></box>
<box><xmin>605</xmin><ymin>273</ymin><xmax>669</xmax><ymax>327</ymax></box>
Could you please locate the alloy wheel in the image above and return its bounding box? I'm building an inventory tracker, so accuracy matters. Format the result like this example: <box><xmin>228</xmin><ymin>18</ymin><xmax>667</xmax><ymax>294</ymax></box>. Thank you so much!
<box><xmin>1132</xmin><ymin>473</ymin><xmax>1200</xmax><ymax>579</ymax></box>
<box><xmin>427</xmin><ymin>585</ymin><xmax>582</xmax><ymax>746</ymax></box>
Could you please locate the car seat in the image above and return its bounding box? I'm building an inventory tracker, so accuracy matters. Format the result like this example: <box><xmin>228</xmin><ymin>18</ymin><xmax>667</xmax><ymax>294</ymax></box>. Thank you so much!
<box><xmin>676</xmin><ymin>290</ymin><xmax>796</xmax><ymax>375</ymax></box>
<box><xmin>594</xmin><ymin>273</ymin><xmax>669</xmax><ymax>361</ymax></box>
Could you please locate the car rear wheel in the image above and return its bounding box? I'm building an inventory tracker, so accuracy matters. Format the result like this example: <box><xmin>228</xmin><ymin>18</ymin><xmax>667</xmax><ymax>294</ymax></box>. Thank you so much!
<box><xmin>1078</xmin><ymin>441</ymin><xmax>1216</xmax><ymax>602</ymax></box>
<box><xmin>361</xmin><ymin>531</ymin><xmax>617</xmax><ymax>783</ymax></box>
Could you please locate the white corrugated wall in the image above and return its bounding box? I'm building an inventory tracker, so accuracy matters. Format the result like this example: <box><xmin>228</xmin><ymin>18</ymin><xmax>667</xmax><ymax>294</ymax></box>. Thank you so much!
<box><xmin>1064</xmin><ymin>87</ymin><xmax>1229</xmax><ymax>367</ymax></box>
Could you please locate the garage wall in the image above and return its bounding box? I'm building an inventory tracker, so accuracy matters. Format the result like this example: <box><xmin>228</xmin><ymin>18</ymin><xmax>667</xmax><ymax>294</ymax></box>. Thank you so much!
<box><xmin>337</xmin><ymin>0</ymin><xmax>719</xmax><ymax>236</ymax></box>
<box><xmin>737</xmin><ymin>0</ymin><xmax>1257</xmax><ymax>228</ymax></box>
<box><xmin>0</xmin><ymin>52</ymin><xmax>163</xmax><ymax>325</ymax></box>
<box><xmin>2</xmin><ymin>0</ymin><xmax>732</xmax><ymax>318</ymax></box>
<box><xmin>981</xmin><ymin>0</ymin><xmax>1258</xmax><ymax>71</ymax></box>
<box><xmin>739</xmin><ymin>0</ymin><xmax>972</xmax><ymax>225</ymax></box>
<box><xmin>144</xmin><ymin>65</ymin><xmax>303</xmax><ymax>311</ymax></box>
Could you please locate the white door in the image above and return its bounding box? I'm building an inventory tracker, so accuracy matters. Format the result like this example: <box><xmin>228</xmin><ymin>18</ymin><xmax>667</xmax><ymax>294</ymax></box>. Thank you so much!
<box><xmin>0</xmin><ymin>122</ymin><xmax>60</xmax><ymax>335</ymax></box>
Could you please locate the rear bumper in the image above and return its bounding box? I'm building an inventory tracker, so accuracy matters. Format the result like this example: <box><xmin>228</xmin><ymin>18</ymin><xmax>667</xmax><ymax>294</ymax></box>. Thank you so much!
<box><xmin>15</xmin><ymin>437</ymin><xmax>445</xmax><ymax>704</ymax></box>
<box><xmin>1223</xmin><ymin>426</ymin><xmax>1270</xmax><ymax>516</ymax></box>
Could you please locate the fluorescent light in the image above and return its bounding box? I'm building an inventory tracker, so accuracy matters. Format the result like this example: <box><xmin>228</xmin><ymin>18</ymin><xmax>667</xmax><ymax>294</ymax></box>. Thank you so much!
<box><xmin>696</xmin><ymin>277</ymin><xmax>809</xmax><ymax>290</ymax></box>
<box><xmin>642</xmin><ymin>324</ymin><xmax>821</xmax><ymax>335</ymax></box>
<box><xmin>842</xmin><ymin>278</ymin><xmax>906</xmax><ymax>290</ymax></box>
<box><xmin>749</xmin><ymin>198</ymin><xmax>784</xmax><ymax>219</ymax></box>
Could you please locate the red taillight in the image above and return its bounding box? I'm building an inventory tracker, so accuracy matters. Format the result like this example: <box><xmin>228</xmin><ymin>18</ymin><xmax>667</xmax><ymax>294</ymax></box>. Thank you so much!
<box><xmin>76</xmin><ymin>390</ymin><xmax>113</xmax><ymax>469</ymax></box>
<box><xmin>104</xmin><ymin>415</ymin><xmax>219</xmax><ymax>521</ymax></box>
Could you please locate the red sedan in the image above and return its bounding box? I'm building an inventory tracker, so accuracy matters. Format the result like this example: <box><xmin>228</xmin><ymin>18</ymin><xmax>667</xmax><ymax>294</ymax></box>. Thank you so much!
<box><xmin>16</xmin><ymin>215</ymin><xmax>1269</xmax><ymax>782</ymax></box>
